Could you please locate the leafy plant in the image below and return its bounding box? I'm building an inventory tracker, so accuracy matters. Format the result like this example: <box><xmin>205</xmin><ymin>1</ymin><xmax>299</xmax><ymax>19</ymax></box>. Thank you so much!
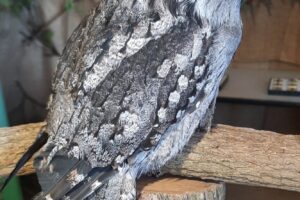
<box><xmin>0</xmin><ymin>0</ymin><xmax>33</xmax><ymax>16</ymax></box>
<box><xmin>0</xmin><ymin>0</ymin><xmax>76</xmax><ymax>16</ymax></box>
<box><xmin>65</xmin><ymin>0</ymin><xmax>74</xmax><ymax>12</ymax></box>
<box><xmin>0</xmin><ymin>0</ymin><xmax>11</xmax><ymax>8</ymax></box>
<box><xmin>40</xmin><ymin>29</ymin><xmax>54</xmax><ymax>47</ymax></box>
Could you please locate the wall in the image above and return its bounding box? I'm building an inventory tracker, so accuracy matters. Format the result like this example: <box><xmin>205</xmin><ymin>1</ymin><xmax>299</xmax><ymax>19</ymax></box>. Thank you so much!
<box><xmin>233</xmin><ymin>1</ymin><xmax>300</xmax><ymax>70</ymax></box>
<box><xmin>45</xmin><ymin>0</ymin><xmax>300</xmax><ymax>71</ymax></box>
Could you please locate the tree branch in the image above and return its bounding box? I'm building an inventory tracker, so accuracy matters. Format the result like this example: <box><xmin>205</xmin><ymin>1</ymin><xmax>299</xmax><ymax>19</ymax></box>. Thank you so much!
<box><xmin>0</xmin><ymin>123</ymin><xmax>299</xmax><ymax>193</ymax></box>
<box><xmin>164</xmin><ymin>125</ymin><xmax>300</xmax><ymax>193</ymax></box>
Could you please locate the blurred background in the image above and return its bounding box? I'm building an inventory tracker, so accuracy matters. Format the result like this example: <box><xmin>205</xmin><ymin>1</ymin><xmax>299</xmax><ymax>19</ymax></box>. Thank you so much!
<box><xmin>0</xmin><ymin>0</ymin><xmax>299</xmax><ymax>199</ymax></box>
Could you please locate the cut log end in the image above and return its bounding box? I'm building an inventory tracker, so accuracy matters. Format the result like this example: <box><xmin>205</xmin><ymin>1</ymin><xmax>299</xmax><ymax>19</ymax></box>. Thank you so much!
<box><xmin>138</xmin><ymin>176</ymin><xmax>225</xmax><ymax>200</ymax></box>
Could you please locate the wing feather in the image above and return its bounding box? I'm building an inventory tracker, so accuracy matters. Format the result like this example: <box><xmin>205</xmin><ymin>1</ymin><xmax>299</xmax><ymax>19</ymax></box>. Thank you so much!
<box><xmin>44</xmin><ymin>2</ymin><xmax>207</xmax><ymax>169</ymax></box>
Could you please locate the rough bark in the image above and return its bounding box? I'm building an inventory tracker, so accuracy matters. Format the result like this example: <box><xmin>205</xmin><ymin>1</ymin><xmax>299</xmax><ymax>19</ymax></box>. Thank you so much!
<box><xmin>0</xmin><ymin>123</ymin><xmax>299</xmax><ymax>193</ymax></box>
<box><xmin>164</xmin><ymin>125</ymin><xmax>300</xmax><ymax>193</ymax></box>
<box><xmin>0</xmin><ymin>122</ymin><xmax>45</xmax><ymax>176</ymax></box>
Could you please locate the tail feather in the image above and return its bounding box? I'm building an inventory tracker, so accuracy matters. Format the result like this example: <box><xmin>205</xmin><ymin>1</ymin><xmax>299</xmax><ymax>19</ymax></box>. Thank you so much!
<box><xmin>64</xmin><ymin>166</ymin><xmax>115</xmax><ymax>200</ymax></box>
<box><xmin>34</xmin><ymin>149</ymin><xmax>88</xmax><ymax>200</ymax></box>
<box><xmin>34</xmin><ymin>148</ymin><xmax>116</xmax><ymax>200</ymax></box>
<box><xmin>40</xmin><ymin>160</ymin><xmax>88</xmax><ymax>200</ymax></box>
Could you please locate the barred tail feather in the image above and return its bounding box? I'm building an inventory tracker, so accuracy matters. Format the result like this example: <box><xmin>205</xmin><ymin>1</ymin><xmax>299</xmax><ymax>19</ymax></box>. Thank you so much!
<box><xmin>33</xmin><ymin>148</ymin><xmax>117</xmax><ymax>200</ymax></box>
<box><xmin>34</xmin><ymin>147</ymin><xmax>136</xmax><ymax>200</ymax></box>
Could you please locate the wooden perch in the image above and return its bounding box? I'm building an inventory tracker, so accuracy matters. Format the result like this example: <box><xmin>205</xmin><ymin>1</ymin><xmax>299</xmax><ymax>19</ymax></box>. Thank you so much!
<box><xmin>164</xmin><ymin>125</ymin><xmax>300</xmax><ymax>193</ymax></box>
<box><xmin>0</xmin><ymin>122</ymin><xmax>300</xmax><ymax>194</ymax></box>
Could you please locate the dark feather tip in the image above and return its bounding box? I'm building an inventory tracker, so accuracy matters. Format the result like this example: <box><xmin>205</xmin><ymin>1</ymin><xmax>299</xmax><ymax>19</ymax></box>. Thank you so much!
<box><xmin>0</xmin><ymin>130</ymin><xmax>48</xmax><ymax>192</ymax></box>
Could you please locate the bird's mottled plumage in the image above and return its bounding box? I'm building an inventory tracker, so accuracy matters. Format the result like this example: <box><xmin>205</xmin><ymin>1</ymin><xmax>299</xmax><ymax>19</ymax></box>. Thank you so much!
<box><xmin>8</xmin><ymin>0</ymin><xmax>243</xmax><ymax>199</ymax></box>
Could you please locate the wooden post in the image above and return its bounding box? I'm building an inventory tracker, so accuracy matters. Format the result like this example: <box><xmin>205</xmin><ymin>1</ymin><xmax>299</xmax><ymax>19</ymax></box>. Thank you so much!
<box><xmin>138</xmin><ymin>176</ymin><xmax>225</xmax><ymax>200</ymax></box>
<box><xmin>0</xmin><ymin>122</ymin><xmax>300</xmax><ymax>193</ymax></box>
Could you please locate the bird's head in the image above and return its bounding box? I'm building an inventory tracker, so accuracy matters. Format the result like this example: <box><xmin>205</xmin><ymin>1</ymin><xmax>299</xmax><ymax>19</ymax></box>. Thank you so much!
<box><xmin>164</xmin><ymin>0</ymin><xmax>242</xmax><ymax>27</ymax></box>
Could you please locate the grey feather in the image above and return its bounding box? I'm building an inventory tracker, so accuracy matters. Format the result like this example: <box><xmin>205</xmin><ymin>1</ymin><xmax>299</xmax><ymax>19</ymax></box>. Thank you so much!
<box><xmin>34</xmin><ymin>0</ymin><xmax>242</xmax><ymax>199</ymax></box>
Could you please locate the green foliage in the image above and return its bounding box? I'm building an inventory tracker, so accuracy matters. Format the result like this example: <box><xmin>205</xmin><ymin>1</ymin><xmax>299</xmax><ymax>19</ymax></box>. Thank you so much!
<box><xmin>0</xmin><ymin>0</ymin><xmax>11</xmax><ymax>8</ymax></box>
<box><xmin>65</xmin><ymin>0</ymin><xmax>74</xmax><ymax>12</ymax></box>
<box><xmin>0</xmin><ymin>0</ymin><xmax>76</xmax><ymax>15</ymax></box>
<box><xmin>40</xmin><ymin>29</ymin><xmax>54</xmax><ymax>47</ymax></box>
<box><xmin>0</xmin><ymin>0</ymin><xmax>33</xmax><ymax>16</ymax></box>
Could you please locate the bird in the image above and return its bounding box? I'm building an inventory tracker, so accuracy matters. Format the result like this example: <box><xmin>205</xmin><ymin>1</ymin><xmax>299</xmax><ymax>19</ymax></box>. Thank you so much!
<box><xmin>1</xmin><ymin>0</ymin><xmax>242</xmax><ymax>199</ymax></box>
